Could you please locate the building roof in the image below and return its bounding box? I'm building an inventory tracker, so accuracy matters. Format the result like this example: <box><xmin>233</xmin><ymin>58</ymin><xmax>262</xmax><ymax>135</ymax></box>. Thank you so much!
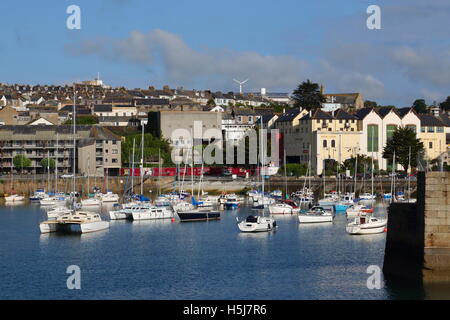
<box><xmin>418</xmin><ymin>114</ymin><xmax>446</xmax><ymax>127</ymax></box>
<box><xmin>333</xmin><ymin>109</ymin><xmax>358</xmax><ymax>120</ymax></box>
<box><xmin>354</xmin><ymin>107</ymin><xmax>374</xmax><ymax>120</ymax></box>
<box><xmin>376</xmin><ymin>107</ymin><xmax>399</xmax><ymax>119</ymax></box>
<box><xmin>93</xmin><ymin>104</ymin><xmax>113</xmax><ymax>112</ymax></box>
<box><xmin>300</xmin><ymin>109</ymin><xmax>333</xmax><ymax>120</ymax></box>
<box><xmin>277</xmin><ymin>108</ymin><xmax>300</xmax><ymax>122</ymax></box>
<box><xmin>134</xmin><ymin>98</ymin><xmax>170</xmax><ymax>106</ymax></box>
<box><xmin>437</xmin><ymin>112</ymin><xmax>450</xmax><ymax>127</ymax></box>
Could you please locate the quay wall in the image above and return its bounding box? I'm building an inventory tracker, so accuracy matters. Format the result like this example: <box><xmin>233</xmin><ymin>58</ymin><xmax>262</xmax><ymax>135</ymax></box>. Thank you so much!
<box><xmin>383</xmin><ymin>172</ymin><xmax>450</xmax><ymax>285</ymax></box>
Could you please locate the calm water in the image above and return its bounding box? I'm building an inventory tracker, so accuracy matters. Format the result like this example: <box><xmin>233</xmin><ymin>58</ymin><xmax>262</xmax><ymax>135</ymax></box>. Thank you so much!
<box><xmin>0</xmin><ymin>201</ymin><xmax>423</xmax><ymax>299</ymax></box>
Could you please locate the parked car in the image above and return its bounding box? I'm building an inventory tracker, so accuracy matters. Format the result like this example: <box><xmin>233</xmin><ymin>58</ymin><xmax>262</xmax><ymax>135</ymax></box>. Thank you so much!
<box><xmin>61</xmin><ymin>174</ymin><xmax>74</xmax><ymax>179</ymax></box>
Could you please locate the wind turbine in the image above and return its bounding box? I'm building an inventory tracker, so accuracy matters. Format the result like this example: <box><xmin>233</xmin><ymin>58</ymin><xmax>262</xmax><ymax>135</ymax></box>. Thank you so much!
<box><xmin>233</xmin><ymin>78</ymin><xmax>249</xmax><ymax>94</ymax></box>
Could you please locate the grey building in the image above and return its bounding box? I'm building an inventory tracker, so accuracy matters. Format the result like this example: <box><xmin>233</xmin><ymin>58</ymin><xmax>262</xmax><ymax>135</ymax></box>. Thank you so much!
<box><xmin>0</xmin><ymin>125</ymin><xmax>121</xmax><ymax>176</ymax></box>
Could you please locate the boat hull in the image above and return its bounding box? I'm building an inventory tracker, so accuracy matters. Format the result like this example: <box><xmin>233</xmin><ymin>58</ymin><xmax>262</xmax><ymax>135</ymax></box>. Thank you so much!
<box><xmin>132</xmin><ymin>210</ymin><xmax>174</xmax><ymax>221</ymax></box>
<box><xmin>298</xmin><ymin>215</ymin><xmax>333</xmax><ymax>223</ymax></box>
<box><xmin>238</xmin><ymin>219</ymin><xmax>276</xmax><ymax>232</ymax></box>
<box><xmin>177</xmin><ymin>211</ymin><xmax>220</xmax><ymax>222</ymax></box>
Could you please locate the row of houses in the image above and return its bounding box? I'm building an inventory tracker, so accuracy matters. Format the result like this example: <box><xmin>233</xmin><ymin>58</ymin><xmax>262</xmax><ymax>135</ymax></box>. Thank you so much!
<box><xmin>274</xmin><ymin>107</ymin><xmax>450</xmax><ymax>173</ymax></box>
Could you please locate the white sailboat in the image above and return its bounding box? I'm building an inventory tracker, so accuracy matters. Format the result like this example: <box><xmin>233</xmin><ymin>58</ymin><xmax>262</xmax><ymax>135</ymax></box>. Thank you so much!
<box><xmin>40</xmin><ymin>86</ymin><xmax>109</xmax><ymax>234</ymax></box>
<box><xmin>238</xmin><ymin>116</ymin><xmax>276</xmax><ymax>232</ymax></box>
<box><xmin>346</xmin><ymin>214</ymin><xmax>387</xmax><ymax>235</ymax></box>
<box><xmin>298</xmin><ymin>206</ymin><xmax>333</xmax><ymax>223</ymax></box>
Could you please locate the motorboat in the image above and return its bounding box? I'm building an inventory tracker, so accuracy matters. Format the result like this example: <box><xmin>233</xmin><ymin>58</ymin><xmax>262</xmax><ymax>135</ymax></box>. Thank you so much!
<box><xmin>40</xmin><ymin>211</ymin><xmax>109</xmax><ymax>234</ymax></box>
<box><xmin>383</xmin><ymin>193</ymin><xmax>392</xmax><ymax>200</ymax></box>
<box><xmin>81</xmin><ymin>197</ymin><xmax>102</xmax><ymax>207</ymax></box>
<box><xmin>298</xmin><ymin>206</ymin><xmax>333</xmax><ymax>223</ymax></box>
<box><xmin>97</xmin><ymin>191</ymin><xmax>119</xmax><ymax>203</ymax></box>
<box><xmin>171</xmin><ymin>201</ymin><xmax>195</xmax><ymax>213</ymax></box>
<box><xmin>5</xmin><ymin>194</ymin><xmax>25</xmax><ymax>202</ymax></box>
<box><xmin>131</xmin><ymin>206</ymin><xmax>174</xmax><ymax>221</ymax></box>
<box><xmin>224</xmin><ymin>195</ymin><xmax>240</xmax><ymax>210</ymax></box>
<box><xmin>109</xmin><ymin>204</ymin><xmax>152</xmax><ymax>220</ymax></box>
<box><xmin>40</xmin><ymin>195</ymin><xmax>67</xmax><ymax>207</ymax></box>
<box><xmin>268</xmin><ymin>202</ymin><xmax>293</xmax><ymax>214</ymax></box>
<box><xmin>346</xmin><ymin>204</ymin><xmax>374</xmax><ymax>218</ymax></box>
<box><xmin>252</xmin><ymin>196</ymin><xmax>275</xmax><ymax>208</ymax></box>
<box><xmin>346</xmin><ymin>215</ymin><xmax>387</xmax><ymax>235</ymax></box>
<box><xmin>270</xmin><ymin>190</ymin><xmax>283</xmax><ymax>199</ymax></box>
<box><xmin>46</xmin><ymin>206</ymin><xmax>73</xmax><ymax>219</ymax></box>
<box><xmin>29</xmin><ymin>189</ymin><xmax>48</xmax><ymax>202</ymax></box>
<box><xmin>154</xmin><ymin>195</ymin><xmax>172</xmax><ymax>207</ymax></box>
<box><xmin>359</xmin><ymin>193</ymin><xmax>376</xmax><ymax>201</ymax></box>
<box><xmin>237</xmin><ymin>215</ymin><xmax>277</xmax><ymax>232</ymax></box>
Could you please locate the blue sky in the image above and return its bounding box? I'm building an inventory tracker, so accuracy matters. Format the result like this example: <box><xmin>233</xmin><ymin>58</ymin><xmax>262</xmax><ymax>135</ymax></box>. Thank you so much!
<box><xmin>1</xmin><ymin>0</ymin><xmax>450</xmax><ymax>106</ymax></box>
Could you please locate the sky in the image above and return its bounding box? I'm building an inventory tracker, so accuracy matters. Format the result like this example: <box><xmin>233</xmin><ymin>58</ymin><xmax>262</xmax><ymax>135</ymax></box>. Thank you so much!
<box><xmin>1</xmin><ymin>0</ymin><xmax>450</xmax><ymax>107</ymax></box>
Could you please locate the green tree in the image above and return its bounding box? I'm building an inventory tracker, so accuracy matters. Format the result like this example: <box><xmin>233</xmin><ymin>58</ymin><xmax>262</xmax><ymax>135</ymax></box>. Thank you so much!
<box><xmin>206</xmin><ymin>98</ymin><xmax>216</xmax><ymax>107</ymax></box>
<box><xmin>280</xmin><ymin>163</ymin><xmax>308</xmax><ymax>177</ymax></box>
<box><xmin>13</xmin><ymin>155</ymin><xmax>31</xmax><ymax>171</ymax></box>
<box><xmin>64</xmin><ymin>115</ymin><xmax>98</xmax><ymax>125</ymax></box>
<box><xmin>439</xmin><ymin>96</ymin><xmax>450</xmax><ymax>111</ymax></box>
<box><xmin>121</xmin><ymin>133</ymin><xmax>173</xmax><ymax>167</ymax></box>
<box><xmin>40</xmin><ymin>158</ymin><xmax>56</xmax><ymax>170</ymax></box>
<box><xmin>292</xmin><ymin>80</ymin><xmax>326</xmax><ymax>111</ymax></box>
<box><xmin>382</xmin><ymin>127</ymin><xmax>425</xmax><ymax>172</ymax></box>
<box><xmin>343</xmin><ymin>154</ymin><xmax>376</xmax><ymax>176</ymax></box>
<box><xmin>364</xmin><ymin>100</ymin><xmax>378</xmax><ymax>108</ymax></box>
<box><xmin>412</xmin><ymin>99</ymin><xmax>427</xmax><ymax>114</ymax></box>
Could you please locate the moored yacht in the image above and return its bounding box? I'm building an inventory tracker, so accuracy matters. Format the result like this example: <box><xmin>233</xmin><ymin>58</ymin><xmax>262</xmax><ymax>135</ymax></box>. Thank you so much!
<box><xmin>40</xmin><ymin>211</ymin><xmax>109</xmax><ymax>234</ymax></box>
<box><xmin>268</xmin><ymin>202</ymin><xmax>293</xmax><ymax>214</ymax></box>
<box><xmin>5</xmin><ymin>194</ymin><xmax>25</xmax><ymax>202</ymax></box>
<box><xmin>97</xmin><ymin>191</ymin><xmax>119</xmax><ymax>203</ymax></box>
<box><xmin>131</xmin><ymin>206</ymin><xmax>174</xmax><ymax>221</ymax></box>
<box><xmin>237</xmin><ymin>215</ymin><xmax>277</xmax><ymax>232</ymax></box>
<box><xmin>298</xmin><ymin>206</ymin><xmax>333</xmax><ymax>223</ymax></box>
<box><xmin>346</xmin><ymin>215</ymin><xmax>387</xmax><ymax>235</ymax></box>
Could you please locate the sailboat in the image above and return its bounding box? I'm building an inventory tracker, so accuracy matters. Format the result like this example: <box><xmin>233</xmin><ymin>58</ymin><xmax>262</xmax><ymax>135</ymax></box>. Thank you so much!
<box><xmin>40</xmin><ymin>87</ymin><xmax>109</xmax><ymax>234</ymax></box>
<box><xmin>176</xmin><ymin>137</ymin><xmax>220</xmax><ymax>222</ymax></box>
<box><xmin>81</xmin><ymin>157</ymin><xmax>101</xmax><ymax>207</ymax></box>
<box><xmin>5</xmin><ymin>155</ymin><xmax>25</xmax><ymax>203</ymax></box>
<box><xmin>238</xmin><ymin>116</ymin><xmax>277</xmax><ymax>232</ymax></box>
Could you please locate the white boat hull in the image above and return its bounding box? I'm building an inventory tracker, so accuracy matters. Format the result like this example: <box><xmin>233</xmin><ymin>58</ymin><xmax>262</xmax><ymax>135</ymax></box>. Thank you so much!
<box><xmin>5</xmin><ymin>195</ymin><xmax>25</xmax><ymax>202</ymax></box>
<box><xmin>238</xmin><ymin>218</ymin><xmax>276</xmax><ymax>233</ymax></box>
<box><xmin>346</xmin><ymin>225</ymin><xmax>386</xmax><ymax>235</ymax></box>
<box><xmin>132</xmin><ymin>209</ymin><xmax>174</xmax><ymax>220</ymax></box>
<box><xmin>40</xmin><ymin>221</ymin><xmax>109</xmax><ymax>233</ymax></box>
<box><xmin>268</xmin><ymin>205</ymin><xmax>292</xmax><ymax>215</ymax></box>
<box><xmin>298</xmin><ymin>214</ymin><xmax>333</xmax><ymax>223</ymax></box>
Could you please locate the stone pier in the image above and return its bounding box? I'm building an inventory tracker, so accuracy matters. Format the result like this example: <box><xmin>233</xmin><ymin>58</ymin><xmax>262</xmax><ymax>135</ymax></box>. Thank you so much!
<box><xmin>383</xmin><ymin>171</ymin><xmax>450</xmax><ymax>291</ymax></box>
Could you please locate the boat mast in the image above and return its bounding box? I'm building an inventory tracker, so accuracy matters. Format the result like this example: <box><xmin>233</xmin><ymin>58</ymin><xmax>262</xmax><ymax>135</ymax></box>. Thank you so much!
<box><xmin>131</xmin><ymin>138</ymin><xmax>135</xmax><ymax>196</ymax></box>
<box><xmin>72</xmin><ymin>85</ymin><xmax>76</xmax><ymax>207</ymax></box>
<box><xmin>55</xmin><ymin>133</ymin><xmax>58</xmax><ymax>194</ymax></box>
<box><xmin>260</xmin><ymin>116</ymin><xmax>265</xmax><ymax>211</ymax></box>
<box><xmin>47</xmin><ymin>149</ymin><xmax>50</xmax><ymax>193</ymax></box>
<box><xmin>140</xmin><ymin>124</ymin><xmax>144</xmax><ymax>196</ymax></box>
<box><xmin>390</xmin><ymin>150</ymin><xmax>395</xmax><ymax>203</ymax></box>
<box><xmin>283</xmin><ymin>147</ymin><xmax>288</xmax><ymax>199</ymax></box>
<box><xmin>408</xmin><ymin>146</ymin><xmax>411</xmax><ymax>201</ymax></box>
<box><xmin>158</xmin><ymin>148</ymin><xmax>161</xmax><ymax>195</ymax></box>
<box><xmin>371</xmin><ymin>127</ymin><xmax>375</xmax><ymax>204</ymax></box>
<box><xmin>354</xmin><ymin>150</ymin><xmax>358</xmax><ymax>196</ymax></box>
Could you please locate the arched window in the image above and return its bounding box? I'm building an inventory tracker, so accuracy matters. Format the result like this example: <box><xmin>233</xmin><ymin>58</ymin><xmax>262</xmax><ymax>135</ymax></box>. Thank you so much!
<box><xmin>367</xmin><ymin>124</ymin><xmax>378</xmax><ymax>152</ymax></box>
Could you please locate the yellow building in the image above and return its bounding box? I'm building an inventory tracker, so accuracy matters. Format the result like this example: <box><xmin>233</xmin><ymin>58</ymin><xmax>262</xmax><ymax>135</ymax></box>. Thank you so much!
<box><xmin>297</xmin><ymin>109</ymin><xmax>362</xmax><ymax>174</ymax></box>
<box><xmin>418</xmin><ymin>114</ymin><xmax>447</xmax><ymax>162</ymax></box>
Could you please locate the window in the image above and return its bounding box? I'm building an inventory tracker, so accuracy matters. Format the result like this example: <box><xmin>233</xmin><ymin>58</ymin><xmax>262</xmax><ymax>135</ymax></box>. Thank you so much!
<box><xmin>331</xmin><ymin>140</ymin><xmax>335</xmax><ymax>148</ymax></box>
<box><xmin>386</xmin><ymin>125</ymin><xmax>397</xmax><ymax>141</ymax></box>
<box><xmin>323</xmin><ymin>140</ymin><xmax>327</xmax><ymax>148</ymax></box>
<box><xmin>112</xmin><ymin>141</ymin><xmax>117</xmax><ymax>145</ymax></box>
<box><xmin>112</xmin><ymin>159</ymin><xmax>118</xmax><ymax>163</ymax></box>
<box><xmin>428</xmin><ymin>127</ymin><xmax>434</xmax><ymax>133</ymax></box>
<box><xmin>429</xmin><ymin>142</ymin><xmax>433</xmax><ymax>149</ymax></box>
<box><xmin>367</xmin><ymin>124</ymin><xmax>379</xmax><ymax>152</ymax></box>
<box><xmin>437</xmin><ymin>127</ymin><xmax>444</xmax><ymax>133</ymax></box>
<box><xmin>406</xmin><ymin>125</ymin><xmax>416</xmax><ymax>133</ymax></box>
<box><xmin>421</xmin><ymin>127</ymin><xmax>426</xmax><ymax>133</ymax></box>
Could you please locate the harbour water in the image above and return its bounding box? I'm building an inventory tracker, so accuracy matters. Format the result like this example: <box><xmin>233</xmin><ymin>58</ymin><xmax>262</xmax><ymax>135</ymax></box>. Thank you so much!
<box><xmin>0</xmin><ymin>201</ymin><xmax>424</xmax><ymax>299</ymax></box>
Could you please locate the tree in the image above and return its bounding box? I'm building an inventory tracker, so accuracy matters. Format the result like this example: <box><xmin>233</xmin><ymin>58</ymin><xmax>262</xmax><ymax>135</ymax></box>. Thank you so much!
<box><xmin>292</xmin><ymin>80</ymin><xmax>326</xmax><ymax>111</ymax></box>
<box><xmin>40</xmin><ymin>158</ymin><xmax>56</xmax><ymax>170</ymax></box>
<box><xmin>382</xmin><ymin>127</ymin><xmax>425</xmax><ymax>172</ymax></box>
<box><xmin>364</xmin><ymin>100</ymin><xmax>378</xmax><ymax>108</ymax></box>
<box><xmin>121</xmin><ymin>132</ymin><xmax>173</xmax><ymax>167</ymax></box>
<box><xmin>64</xmin><ymin>115</ymin><xmax>98</xmax><ymax>125</ymax></box>
<box><xmin>280</xmin><ymin>163</ymin><xmax>308</xmax><ymax>177</ymax></box>
<box><xmin>439</xmin><ymin>96</ymin><xmax>450</xmax><ymax>111</ymax></box>
<box><xmin>13</xmin><ymin>155</ymin><xmax>31</xmax><ymax>171</ymax></box>
<box><xmin>343</xmin><ymin>154</ymin><xmax>376</xmax><ymax>176</ymax></box>
<box><xmin>206</xmin><ymin>98</ymin><xmax>216</xmax><ymax>107</ymax></box>
<box><xmin>412</xmin><ymin>99</ymin><xmax>427</xmax><ymax>114</ymax></box>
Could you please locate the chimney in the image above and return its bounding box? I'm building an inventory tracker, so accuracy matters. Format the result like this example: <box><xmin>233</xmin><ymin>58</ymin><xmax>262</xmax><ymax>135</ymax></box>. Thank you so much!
<box><xmin>320</xmin><ymin>84</ymin><xmax>324</xmax><ymax>95</ymax></box>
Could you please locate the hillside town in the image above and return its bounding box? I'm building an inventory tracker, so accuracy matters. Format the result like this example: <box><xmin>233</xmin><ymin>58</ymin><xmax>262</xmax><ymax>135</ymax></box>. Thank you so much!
<box><xmin>0</xmin><ymin>77</ymin><xmax>449</xmax><ymax>177</ymax></box>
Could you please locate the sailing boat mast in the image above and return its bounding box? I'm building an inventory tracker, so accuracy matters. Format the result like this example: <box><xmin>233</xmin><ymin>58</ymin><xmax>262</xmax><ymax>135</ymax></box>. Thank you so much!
<box><xmin>140</xmin><ymin>124</ymin><xmax>144</xmax><ymax>196</ymax></box>
<box><xmin>55</xmin><ymin>133</ymin><xmax>58</xmax><ymax>193</ymax></box>
<box><xmin>260</xmin><ymin>116</ymin><xmax>265</xmax><ymax>211</ymax></box>
<box><xmin>72</xmin><ymin>85</ymin><xmax>76</xmax><ymax>206</ymax></box>
<box><xmin>408</xmin><ymin>146</ymin><xmax>411</xmax><ymax>201</ymax></box>
<box><xmin>131</xmin><ymin>138</ymin><xmax>135</xmax><ymax>195</ymax></box>
<box><xmin>390</xmin><ymin>150</ymin><xmax>396</xmax><ymax>203</ymax></box>
<box><xmin>283</xmin><ymin>147</ymin><xmax>288</xmax><ymax>199</ymax></box>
